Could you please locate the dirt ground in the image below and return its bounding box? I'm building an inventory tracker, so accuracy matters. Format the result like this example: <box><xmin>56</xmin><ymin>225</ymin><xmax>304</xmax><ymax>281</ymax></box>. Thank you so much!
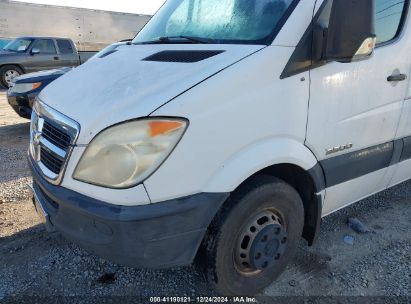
<box><xmin>0</xmin><ymin>89</ymin><xmax>410</xmax><ymax>302</ymax></box>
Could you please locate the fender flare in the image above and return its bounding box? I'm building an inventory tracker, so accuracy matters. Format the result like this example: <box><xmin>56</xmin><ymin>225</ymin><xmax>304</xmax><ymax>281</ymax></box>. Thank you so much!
<box><xmin>203</xmin><ymin>137</ymin><xmax>325</xmax><ymax>246</ymax></box>
<box><xmin>204</xmin><ymin>137</ymin><xmax>324</xmax><ymax>193</ymax></box>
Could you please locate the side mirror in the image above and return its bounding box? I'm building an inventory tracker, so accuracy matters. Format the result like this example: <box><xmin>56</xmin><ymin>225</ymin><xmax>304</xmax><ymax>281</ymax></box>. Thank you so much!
<box><xmin>326</xmin><ymin>0</ymin><xmax>376</xmax><ymax>62</ymax></box>
<box><xmin>31</xmin><ymin>48</ymin><xmax>40</xmax><ymax>55</ymax></box>
<box><xmin>280</xmin><ymin>0</ymin><xmax>376</xmax><ymax>78</ymax></box>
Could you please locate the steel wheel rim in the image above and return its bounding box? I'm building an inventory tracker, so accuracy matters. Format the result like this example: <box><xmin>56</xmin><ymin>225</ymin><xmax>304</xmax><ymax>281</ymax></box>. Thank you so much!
<box><xmin>233</xmin><ymin>208</ymin><xmax>288</xmax><ymax>277</ymax></box>
<box><xmin>4</xmin><ymin>70</ymin><xmax>20</xmax><ymax>86</ymax></box>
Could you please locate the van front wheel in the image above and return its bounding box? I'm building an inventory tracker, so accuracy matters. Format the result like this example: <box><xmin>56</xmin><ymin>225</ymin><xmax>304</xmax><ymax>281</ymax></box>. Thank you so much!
<box><xmin>200</xmin><ymin>176</ymin><xmax>304</xmax><ymax>296</ymax></box>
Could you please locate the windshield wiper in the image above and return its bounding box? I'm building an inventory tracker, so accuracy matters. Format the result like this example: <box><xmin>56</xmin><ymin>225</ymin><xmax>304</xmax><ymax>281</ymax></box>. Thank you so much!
<box><xmin>136</xmin><ymin>36</ymin><xmax>210</xmax><ymax>45</ymax></box>
<box><xmin>171</xmin><ymin>36</ymin><xmax>210</xmax><ymax>44</ymax></box>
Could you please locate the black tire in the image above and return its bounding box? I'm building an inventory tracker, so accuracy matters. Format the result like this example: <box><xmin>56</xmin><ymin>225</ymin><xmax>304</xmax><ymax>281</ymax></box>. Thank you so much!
<box><xmin>0</xmin><ymin>65</ymin><xmax>23</xmax><ymax>88</ymax></box>
<box><xmin>198</xmin><ymin>176</ymin><xmax>304</xmax><ymax>296</ymax></box>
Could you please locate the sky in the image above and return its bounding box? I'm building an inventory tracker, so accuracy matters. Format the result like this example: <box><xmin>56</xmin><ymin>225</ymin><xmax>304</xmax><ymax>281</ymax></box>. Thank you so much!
<box><xmin>13</xmin><ymin>0</ymin><xmax>166</xmax><ymax>15</ymax></box>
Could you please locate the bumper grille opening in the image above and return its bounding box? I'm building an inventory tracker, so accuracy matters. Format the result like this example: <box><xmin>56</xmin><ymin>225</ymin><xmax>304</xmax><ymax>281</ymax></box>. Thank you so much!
<box><xmin>40</xmin><ymin>146</ymin><xmax>64</xmax><ymax>174</ymax></box>
<box><xmin>42</xmin><ymin>121</ymin><xmax>71</xmax><ymax>150</ymax></box>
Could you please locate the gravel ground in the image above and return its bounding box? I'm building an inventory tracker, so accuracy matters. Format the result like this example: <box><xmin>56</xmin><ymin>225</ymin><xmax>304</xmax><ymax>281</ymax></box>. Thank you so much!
<box><xmin>0</xmin><ymin>90</ymin><xmax>410</xmax><ymax>303</ymax></box>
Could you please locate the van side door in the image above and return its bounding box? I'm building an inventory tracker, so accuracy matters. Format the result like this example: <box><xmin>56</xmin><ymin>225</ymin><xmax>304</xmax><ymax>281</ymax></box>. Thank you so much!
<box><xmin>387</xmin><ymin>3</ymin><xmax>411</xmax><ymax>187</ymax></box>
<box><xmin>306</xmin><ymin>0</ymin><xmax>410</xmax><ymax>215</ymax></box>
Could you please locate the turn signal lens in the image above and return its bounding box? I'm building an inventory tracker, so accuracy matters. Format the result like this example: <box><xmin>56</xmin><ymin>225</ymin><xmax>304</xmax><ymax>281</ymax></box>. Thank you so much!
<box><xmin>31</xmin><ymin>82</ymin><xmax>42</xmax><ymax>90</ymax></box>
<box><xmin>149</xmin><ymin>121</ymin><xmax>184</xmax><ymax>137</ymax></box>
<box><xmin>354</xmin><ymin>37</ymin><xmax>376</xmax><ymax>58</ymax></box>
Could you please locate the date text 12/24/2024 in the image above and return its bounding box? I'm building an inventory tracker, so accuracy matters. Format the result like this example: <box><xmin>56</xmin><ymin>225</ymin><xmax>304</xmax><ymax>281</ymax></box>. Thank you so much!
<box><xmin>149</xmin><ymin>297</ymin><xmax>257</xmax><ymax>303</ymax></box>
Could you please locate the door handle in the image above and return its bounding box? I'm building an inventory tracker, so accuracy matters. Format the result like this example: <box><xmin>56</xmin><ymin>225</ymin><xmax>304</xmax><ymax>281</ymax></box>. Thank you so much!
<box><xmin>53</xmin><ymin>56</ymin><xmax>60</xmax><ymax>60</ymax></box>
<box><xmin>387</xmin><ymin>74</ymin><xmax>407</xmax><ymax>82</ymax></box>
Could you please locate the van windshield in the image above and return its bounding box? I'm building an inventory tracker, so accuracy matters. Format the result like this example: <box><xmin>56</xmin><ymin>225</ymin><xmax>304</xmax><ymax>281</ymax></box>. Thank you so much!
<box><xmin>133</xmin><ymin>0</ymin><xmax>295</xmax><ymax>45</ymax></box>
<box><xmin>3</xmin><ymin>38</ymin><xmax>33</xmax><ymax>52</ymax></box>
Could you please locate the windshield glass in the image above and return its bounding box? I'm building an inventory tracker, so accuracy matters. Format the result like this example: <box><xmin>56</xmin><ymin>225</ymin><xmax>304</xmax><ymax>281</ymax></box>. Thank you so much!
<box><xmin>3</xmin><ymin>38</ymin><xmax>33</xmax><ymax>52</ymax></box>
<box><xmin>133</xmin><ymin>0</ymin><xmax>295</xmax><ymax>45</ymax></box>
<box><xmin>0</xmin><ymin>39</ymin><xmax>11</xmax><ymax>49</ymax></box>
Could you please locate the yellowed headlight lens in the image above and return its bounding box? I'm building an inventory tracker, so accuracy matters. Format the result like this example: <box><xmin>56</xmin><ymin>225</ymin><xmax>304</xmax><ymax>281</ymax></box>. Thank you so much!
<box><xmin>73</xmin><ymin>119</ymin><xmax>187</xmax><ymax>188</ymax></box>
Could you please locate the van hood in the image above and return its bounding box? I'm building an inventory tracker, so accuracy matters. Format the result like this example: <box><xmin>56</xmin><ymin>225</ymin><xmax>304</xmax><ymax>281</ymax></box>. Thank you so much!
<box><xmin>39</xmin><ymin>44</ymin><xmax>264</xmax><ymax>144</ymax></box>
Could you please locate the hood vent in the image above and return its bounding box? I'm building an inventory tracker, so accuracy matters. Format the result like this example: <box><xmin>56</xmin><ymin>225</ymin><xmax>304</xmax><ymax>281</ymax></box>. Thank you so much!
<box><xmin>99</xmin><ymin>50</ymin><xmax>118</xmax><ymax>58</ymax></box>
<box><xmin>143</xmin><ymin>50</ymin><xmax>225</xmax><ymax>63</ymax></box>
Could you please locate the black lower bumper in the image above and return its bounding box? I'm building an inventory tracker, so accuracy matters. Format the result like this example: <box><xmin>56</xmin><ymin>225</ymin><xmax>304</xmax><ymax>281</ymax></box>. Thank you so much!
<box><xmin>7</xmin><ymin>93</ymin><xmax>35</xmax><ymax>118</ymax></box>
<box><xmin>29</xmin><ymin>157</ymin><xmax>228</xmax><ymax>268</ymax></box>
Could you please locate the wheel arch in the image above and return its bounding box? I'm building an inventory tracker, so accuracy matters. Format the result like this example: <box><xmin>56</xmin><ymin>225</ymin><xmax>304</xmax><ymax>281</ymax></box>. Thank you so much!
<box><xmin>0</xmin><ymin>63</ymin><xmax>26</xmax><ymax>73</ymax></box>
<box><xmin>204</xmin><ymin>138</ymin><xmax>325</xmax><ymax>246</ymax></box>
<box><xmin>256</xmin><ymin>163</ymin><xmax>324</xmax><ymax>245</ymax></box>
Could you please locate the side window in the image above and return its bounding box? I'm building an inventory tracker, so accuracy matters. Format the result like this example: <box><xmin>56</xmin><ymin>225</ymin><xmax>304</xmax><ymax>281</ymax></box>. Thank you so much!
<box><xmin>32</xmin><ymin>39</ymin><xmax>57</xmax><ymax>54</ymax></box>
<box><xmin>57</xmin><ymin>39</ymin><xmax>74</xmax><ymax>54</ymax></box>
<box><xmin>375</xmin><ymin>0</ymin><xmax>408</xmax><ymax>45</ymax></box>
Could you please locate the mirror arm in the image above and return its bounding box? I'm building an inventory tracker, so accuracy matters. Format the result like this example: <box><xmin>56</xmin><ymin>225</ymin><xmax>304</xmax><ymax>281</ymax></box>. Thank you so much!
<box><xmin>312</xmin><ymin>23</ymin><xmax>328</xmax><ymax>63</ymax></box>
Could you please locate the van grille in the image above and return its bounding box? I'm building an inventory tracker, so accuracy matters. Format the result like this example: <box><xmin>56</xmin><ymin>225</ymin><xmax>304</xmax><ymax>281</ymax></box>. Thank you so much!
<box><xmin>30</xmin><ymin>100</ymin><xmax>80</xmax><ymax>185</ymax></box>
<box><xmin>42</xmin><ymin>121</ymin><xmax>71</xmax><ymax>150</ymax></box>
<box><xmin>40</xmin><ymin>146</ymin><xmax>64</xmax><ymax>174</ymax></box>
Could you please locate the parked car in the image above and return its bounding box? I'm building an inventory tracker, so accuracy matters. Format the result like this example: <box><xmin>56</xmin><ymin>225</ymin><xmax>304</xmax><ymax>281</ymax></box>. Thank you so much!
<box><xmin>0</xmin><ymin>37</ymin><xmax>96</xmax><ymax>88</ymax></box>
<box><xmin>7</xmin><ymin>68</ymin><xmax>71</xmax><ymax>118</ymax></box>
<box><xmin>28</xmin><ymin>0</ymin><xmax>411</xmax><ymax>296</ymax></box>
<box><xmin>7</xmin><ymin>41</ymin><xmax>130</xmax><ymax>118</ymax></box>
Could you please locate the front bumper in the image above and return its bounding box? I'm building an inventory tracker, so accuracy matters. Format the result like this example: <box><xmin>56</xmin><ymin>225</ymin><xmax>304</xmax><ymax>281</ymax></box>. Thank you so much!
<box><xmin>7</xmin><ymin>92</ymin><xmax>37</xmax><ymax>118</ymax></box>
<box><xmin>29</xmin><ymin>157</ymin><xmax>228</xmax><ymax>268</ymax></box>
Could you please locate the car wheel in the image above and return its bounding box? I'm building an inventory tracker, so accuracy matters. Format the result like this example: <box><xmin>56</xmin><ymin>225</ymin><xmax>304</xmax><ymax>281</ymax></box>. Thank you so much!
<box><xmin>0</xmin><ymin>65</ymin><xmax>23</xmax><ymax>88</ymax></box>
<box><xmin>199</xmin><ymin>175</ymin><xmax>304</xmax><ymax>296</ymax></box>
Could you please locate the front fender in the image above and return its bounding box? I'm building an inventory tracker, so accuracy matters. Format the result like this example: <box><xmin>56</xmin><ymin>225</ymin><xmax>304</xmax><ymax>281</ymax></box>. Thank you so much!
<box><xmin>204</xmin><ymin>137</ymin><xmax>319</xmax><ymax>192</ymax></box>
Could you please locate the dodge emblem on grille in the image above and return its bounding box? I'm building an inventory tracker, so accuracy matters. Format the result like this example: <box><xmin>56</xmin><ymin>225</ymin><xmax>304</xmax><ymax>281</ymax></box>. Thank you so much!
<box><xmin>33</xmin><ymin>130</ymin><xmax>42</xmax><ymax>145</ymax></box>
<box><xmin>31</xmin><ymin>113</ymin><xmax>43</xmax><ymax>162</ymax></box>
<box><xmin>32</xmin><ymin>130</ymin><xmax>42</xmax><ymax>162</ymax></box>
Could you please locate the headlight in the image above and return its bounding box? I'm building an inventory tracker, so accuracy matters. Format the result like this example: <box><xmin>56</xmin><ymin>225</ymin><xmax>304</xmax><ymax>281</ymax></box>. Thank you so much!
<box><xmin>9</xmin><ymin>82</ymin><xmax>42</xmax><ymax>94</ymax></box>
<box><xmin>73</xmin><ymin>118</ymin><xmax>188</xmax><ymax>188</ymax></box>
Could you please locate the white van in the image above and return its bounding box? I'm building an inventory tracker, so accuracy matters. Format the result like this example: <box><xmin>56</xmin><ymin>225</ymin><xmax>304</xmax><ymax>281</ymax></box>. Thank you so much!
<box><xmin>28</xmin><ymin>0</ymin><xmax>411</xmax><ymax>296</ymax></box>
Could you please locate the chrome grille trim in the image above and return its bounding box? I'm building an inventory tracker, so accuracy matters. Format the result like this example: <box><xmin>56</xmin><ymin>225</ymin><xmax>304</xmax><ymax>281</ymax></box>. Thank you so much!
<box><xmin>30</xmin><ymin>99</ymin><xmax>80</xmax><ymax>185</ymax></box>
<box><xmin>39</xmin><ymin>137</ymin><xmax>66</xmax><ymax>158</ymax></box>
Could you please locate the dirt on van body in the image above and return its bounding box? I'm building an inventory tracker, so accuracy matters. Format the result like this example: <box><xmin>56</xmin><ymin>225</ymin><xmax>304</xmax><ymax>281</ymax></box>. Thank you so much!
<box><xmin>0</xmin><ymin>90</ymin><xmax>410</xmax><ymax>302</ymax></box>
